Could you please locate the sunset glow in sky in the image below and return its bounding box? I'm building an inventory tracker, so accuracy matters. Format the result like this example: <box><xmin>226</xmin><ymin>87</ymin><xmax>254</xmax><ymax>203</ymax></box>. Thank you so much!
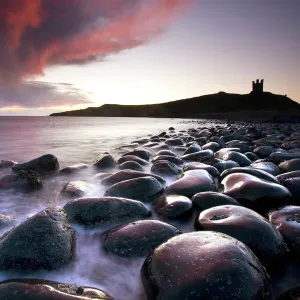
<box><xmin>0</xmin><ymin>0</ymin><xmax>299</xmax><ymax>115</ymax></box>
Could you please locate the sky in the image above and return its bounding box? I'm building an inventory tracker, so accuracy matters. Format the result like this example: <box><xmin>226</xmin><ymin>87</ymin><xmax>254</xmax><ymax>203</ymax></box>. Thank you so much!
<box><xmin>0</xmin><ymin>0</ymin><xmax>299</xmax><ymax>116</ymax></box>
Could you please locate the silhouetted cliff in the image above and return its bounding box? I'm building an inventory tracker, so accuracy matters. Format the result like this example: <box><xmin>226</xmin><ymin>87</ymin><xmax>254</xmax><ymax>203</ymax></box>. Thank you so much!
<box><xmin>50</xmin><ymin>92</ymin><xmax>300</xmax><ymax>119</ymax></box>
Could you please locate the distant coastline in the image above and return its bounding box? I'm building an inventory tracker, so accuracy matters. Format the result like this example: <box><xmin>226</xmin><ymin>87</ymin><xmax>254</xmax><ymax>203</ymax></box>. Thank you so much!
<box><xmin>50</xmin><ymin>91</ymin><xmax>300</xmax><ymax>121</ymax></box>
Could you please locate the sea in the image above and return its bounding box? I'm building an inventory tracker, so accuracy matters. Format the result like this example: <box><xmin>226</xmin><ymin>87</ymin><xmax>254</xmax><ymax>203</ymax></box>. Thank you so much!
<box><xmin>0</xmin><ymin>116</ymin><xmax>297</xmax><ymax>299</ymax></box>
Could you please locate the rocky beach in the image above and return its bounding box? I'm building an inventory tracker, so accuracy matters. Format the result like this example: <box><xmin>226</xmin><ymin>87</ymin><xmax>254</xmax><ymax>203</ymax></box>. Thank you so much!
<box><xmin>0</xmin><ymin>118</ymin><xmax>300</xmax><ymax>299</ymax></box>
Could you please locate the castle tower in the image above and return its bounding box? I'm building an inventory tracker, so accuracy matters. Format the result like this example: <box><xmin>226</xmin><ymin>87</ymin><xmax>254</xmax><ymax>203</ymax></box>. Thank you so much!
<box><xmin>252</xmin><ymin>79</ymin><xmax>264</xmax><ymax>93</ymax></box>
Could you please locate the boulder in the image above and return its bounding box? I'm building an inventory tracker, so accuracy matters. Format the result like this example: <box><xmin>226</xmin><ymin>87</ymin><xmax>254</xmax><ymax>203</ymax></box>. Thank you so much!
<box><xmin>141</xmin><ymin>231</ymin><xmax>272</xmax><ymax>300</ymax></box>
<box><xmin>64</xmin><ymin>197</ymin><xmax>151</xmax><ymax>226</ymax></box>
<box><xmin>101</xmin><ymin>220</ymin><xmax>181</xmax><ymax>257</ymax></box>
<box><xmin>104</xmin><ymin>176</ymin><xmax>164</xmax><ymax>202</ymax></box>
<box><xmin>151</xmin><ymin>160</ymin><xmax>181</xmax><ymax>177</ymax></box>
<box><xmin>0</xmin><ymin>279</ymin><xmax>114</xmax><ymax>300</ymax></box>
<box><xmin>118</xmin><ymin>161</ymin><xmax>144</xmax><ymax>172</ymax></box>
<box><xmin>59</xmin><ymin>163</ymin><xmax>89</xmax><ymax>174</ymax></box>
<box><xmin>12</xmin><ymin>154</ymin><xmax>59</xmax><ymax>175</ymax></box>
<box><xmin>154</xmin><ymin>194</ymin><xmax>192</xmax><ymax>219</ymax></box>
<box><xmin>183</xmin><ymin>162</ymin><xmax>219</xmax><ymax>177</ymax></box>
<box><xmin>166</xmin><ymin>170</ymin><xmax>216</xmax><ymax>198</ymax></box>
<box><xmin>222</xmin><ymin>173</ymin><xmax>291</xmax><ymax>214</ymax></box>
<box><xmin>0</xmin><ymin>207</ymin><xmax>76</xmax><ymax>271</ymax></box>
<box><xmin>60</xmin><ymin>180</ymin><xmax>89</xmax><ymax>199</ymax></box>
<box><xmin>197</xmin><ymin>205</ymin><xmax>288</xmax><ymax>270</ymax></box>
<box><xmin>94</xmin><ymin>154</ymin><xmax>116</xmax><ymax>170</ymax></box>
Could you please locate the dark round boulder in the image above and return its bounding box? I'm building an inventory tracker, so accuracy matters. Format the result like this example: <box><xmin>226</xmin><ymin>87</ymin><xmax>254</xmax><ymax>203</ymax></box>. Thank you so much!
<box><xmin>94</xmin><ymin>154</ymin><xmax>116</xmax><ymax>170</ymax></box>
<box><xmin>104</xmin><ymin>176</ymin><xmax>164</xmax><ymax>202</ymax></box>
<box><xmin>60</xmin><ymin>180</ymin><xmax>89</xmax><ymax>199</ymax></box>
<box><xmin>269</xmin><ymin>206</ymin><xmax>300</xmax><ymax>259</ymax></box>
<box><xmin>222</xmin><ymin>151</ymin><xmax>251</xmax><ymax>167</ymax></box>
<box><xmin>279</xmin><ymin>158</ymin><xmax>300</xmax><ymax>173</ymax></box>
<box><xmin>12</xmin><ymin>154</ymin><xmax>59</xmax><ymax>175</ymax></box>
<box><xmin>101</xmin><ymin>220</ymin><xmax>181</xmax><ymax>257</ymax></box>
<box><xmin>212</xmin><ymin>159</ymin><xmax>240</xmax><ymax>172</ymax></box>
<box><xmin>59</xmin><ymin>163</ymin><xmax>89</xmax><ymax>175</ymax></box>
<box><xmin>182</xmin><ymin>144</ymin><xmax>202</xmax><ymax>155</ymax></box>
<box><xmin>141</xmin><ymin>231</ymin><xmax>272</xmax><ymax>300</ymax></box>
<box><xmin>245</xmin><ymin>152</ymin><xmax>259</xmax><ymax>161</ymax></box>
<box><xmin>222</xmin><ymin>173</ymin><xmax>291</xmax><ymax>214</ymax></box>
<box><xmin>0</xmin><ymin>279</ymin><xmax>114</xmax><ymax>300</ymax></box>
<box><xmin>196</xmin><ymin>205</ymin><xmax>288</xmax><ymax>270</ymax></box>
<box><xmin>202</xmin><ymin>141</ymin><xmax>221</xmax><ymax>152</ymax></box>
<box><xmin>156</xmin><ymin>150</ymin><xmax>176</xmax><ymax>157</ymax></box>
<box><xmin>101</xmin><ymin>170</ymin><xmax>165</xmax><ymax>187</ymax></box>
<box><xmin>166</xmin><ymin>170</ymin><xmax>216</xmax><ymax>198</ymax></box>
<box><xmin>166</xmin><ymin>138</ymin><xmax>183</xmax><ymax>146</ymax></box>
<box><xmin>279</xmin><ymin>177</ymin><xmax>300</xmax><ymax>204</ymax></box>
<box><xmin>152</xmin><ymin>155</ymin><xmax>183</xmax><ymax>166</ymax></box>
<box><xmin>220</xmin><ymin>167</ymin><xmax>280</xmax><ymax>183</ymax></box>
<box><xmin>181</xmin><ymin>149</ymin><xmax>214</xmax><ymax>162</ymax></box>
<box><xmin>151</xmin><ymin>160</ymin><xmax>181</xmax><ymax>177</ymax></box>
<box><xmin>122</xmin><ymin>149</ymin><xmax>151</xmax><ymax>161</ymax></box>
<box><xmin>6</xmin><ymin>170</ymin><xmax>43</xmax><ymax>192</ymax></box>
<box><xmin>154</xmin><ymin>194</ymin><xmax>192</xmax><ymax>219</ymax></box>
<box><xmin>0</xmin><ymin>159</ymin><xmax>17</xmax><ymax>169</ymax></box>
<box><xmin>117</xmin><ymin>155</ymin><xmax>148</xmax><ymax>166</ymax></box>
<box><xmin>118</xmin><ymin>161</ymin><xmax>144</xmax><ymax>172</ymax></box>
<box><xmin>192</xmin><ymin>191</ymin><xmax>240</xmax><ymax>211</ymax></box>
<box><xmin>64</xmin><ymin>197</ymin><xmax>151</xmax><ymax>226</ymax></box>
<box><xmin>0</xmin><ymin>207</ymin><xmax>76</xmax><ymax>271</ymax></box>
<box><xmin>251</xmin><ymin>161</ymin><xmax>280</xmax><ymax>176</ymax></box>
<box><xmin>183</xmin><ymin>162</ymin><xmax>220</xmax><ymax>177</ymax></box>
<box><xmin>254</xmin><ymin>146</ymin><xmax>274</xmax><ymax>158</ymax></box>
<box><xmin>277</xmin><ymin>170</ymin><xmax>300</xmax><ymax>184</ymax></box>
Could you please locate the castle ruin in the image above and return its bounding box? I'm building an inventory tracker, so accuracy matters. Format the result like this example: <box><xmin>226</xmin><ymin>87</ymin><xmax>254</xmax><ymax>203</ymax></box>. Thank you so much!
<box><xmin>252</xmin><ymin>79</ymin><xmax>264</xmax><ymax>93</ymax></box>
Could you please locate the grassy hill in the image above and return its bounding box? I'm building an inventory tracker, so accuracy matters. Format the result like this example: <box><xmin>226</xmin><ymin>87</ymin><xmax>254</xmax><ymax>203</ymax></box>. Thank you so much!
<box><xmin>50</xmin><ymin>91</ymin><xmax>300</xmax><ymax>119</ymax></box>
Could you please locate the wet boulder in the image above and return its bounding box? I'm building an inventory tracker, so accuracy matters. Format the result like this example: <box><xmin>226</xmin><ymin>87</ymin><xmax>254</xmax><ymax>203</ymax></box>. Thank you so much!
<box><xmin>141</xmin><ymin>231</ymin><xmax>272</xmax><ymax>300</ymax></box>
<box><xmin>104</xmin><ymin>176</ymin><xmax>164</xmax><ymax>202</ymax></box>
<box><xmin>117</xmin><ymin>155</ymin><xmax>148</xmax><ymax>166</ymax></box>
<box><xmin>166</xmin><ymin>170</ymin><xmax>216</xmax><ymax>198</ymax></box>
<box><xmin>220</xmin><ymin>167</ymin><xmax>280</xmax><ymax>183</ymax></box>
<box><xmin>64</xmin><ymin>197</ymin><xmax>151</xmax><ymax>226</ymax></box>
<box><xmin>192</xmin><ymin>191</ymin><xmax>240</xmax><ymax>211</ymax></box>
<box><xmin>101</xmin><ymin>220</ymin><xmax>181</xmax><ymax>257</ymax></box>
<box><xmin>202</xmin><ymin>141</ymin><xmax>221</xmax><ymax>152</ymax></box>
<box><xmin>152</xmin><ymin>155</ymin><xmax>183</xmax><ymax>166</ymax></box>
<box><xmin>154</xmin><ymin>194</ymin><xmax>192</xmax><ymax>219</ymax></box>
<box><xmin>210</xmin><ymin>136</ymin><xmax>226</xmax><ymax>148</ymax></box>
<box><xmin>12</xmin><ymin>154</ymin><xmax>59</xmax><ymax>175</ymax></box>
<box><xmin>122</xmin><ymin>149</ymin><xmax>151</xmax><ymax>161</ymax></box>
<box><xmin>60</xmin><ymin>180</ymin><xmax>89</xmax><ymax>199</ymax></box>
<box><xmin>151</xmin><ymin>160</ymin><xmax>181</xmax><ymax>177</ymax></box>
<box><xmin>156</xmin><ymin>150</ymin><xmax>176</xmax><ymax>157</ymax></box>
<box><xmin>280</xmin><ymin>177</ymin><xmax>300</xmax><ymax>204</ymax></box>
<box><xmin>196</xmin><ymin>205</ymin><xmax>288</xmax><ymax>270</ymax></box>
<box><xmin>59</xmin><ymin>163</ymin><xmax>89</xmax><ymax>175</ymax></box>
<box><xmin>245</xmin><ymin>152</ymin><xmax>259</xmax><ymax>161</ymax></box>
<box><xmin>222</xmin><ymin>173</ymin><xmax>291</xmax><ymax>214</ymax></box>
<box><xmin>182</xmin><ymin>144</ymin><xmax>202</xmax><ymax>155</ymax></box>
<box><xmin>254</xmin><ymin>146</ymin><xmax>274</xmax><ymax>158</ymax></box>
<box><xmin>183</xmin><ymin>162</ymin><xmax>219</xmax><ymax>177</ymax></box>
<box><xmin>211</xmin><ymin>158</ymin><xmax>240</xmax><ymax>173</ymax></box>
<box><xmin>251</xmin><ymin>161</ymin><xmax>280</xmax><ymax>176</ymax></box>
<box><xmin>0</xmin><ymin>279</ymin><xmax>114</xmax><ymax>300</ymax></box>
<box><xmin>94</xmin><ymin>154</ymin><xmax>116</xmax><ymax>170</ymax></box>
<box><xmin>0</xmin><ymin>160</ymin><xmax>17</xmax><ymax>169</ymax></box>
<box><xmin>215</xmin><ymin>148</ymin><xmax>241</xmax><ymax>159</ymax></box>
<box><xmin>101</xmin><ymin>170</ymin><xmax>165</xmax><ymax>187</ymax></box>
<box><xmin>277</xmin><ymin>170</ymin><xmax>300</xmax><ymax>184</ymax></box>
<box><xmin>118</xmin><ymin>161</ymin><xmax>144</xmax><ymax>172</ymax></box>
<box><xmin>0</xmin><ymin>170</ymin><xmax>43</xmax><ymax>192</ymax></box>
<box><xmin>166</xmin><ymin>138</ymin><xmax>183</xmax><ymax>146</ymax></box>
<box><xmin>0</xmin><ymin>207</ymin><xmax>76</xmax><ymax>271</ymax></box>
<box><xmin>226</xmin><ymin>140</ymin><xmax>250</xmax><ymax>153</ymax></box>
<box><xmin>181</xmin><ymin>150</ymin><xmax>214</xmax><ymax>162</ymax></box>
<box><xmin>269</xmin><ymin>152</ymin><xmax>300</xmax><ymax>164</ymax></box>
<box><xmin>222</xmin><ymin>151</ymin><xmax>251</xmax><ymax>167</ymax></box>
<box><xmin>279</xmin><ymin>158</ymin><xmax>300</xmax><ymax>173</ymax></box>
<box><xmin>269</xmin><ymin>206</ymin><xmax>300</xmax><ymax>259</ymax></box>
